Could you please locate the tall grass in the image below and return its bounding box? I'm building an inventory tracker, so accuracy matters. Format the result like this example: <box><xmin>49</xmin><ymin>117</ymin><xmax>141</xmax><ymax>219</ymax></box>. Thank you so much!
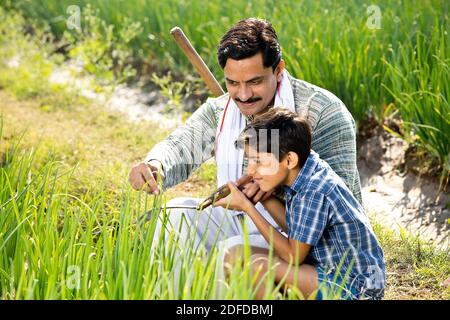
<box><xmin>6</xmin><ymin>1</ymin><xmax>446</xmax><ymax>119</ymax></box>
<box><xmin>0</xmin><ymin>122</ymin><xmax>343</xmax><ymax>299</ymax></box>
<box><xmin>4</xmin><ymin>0</ymin><xmax>449</xmax><ymax>175</ymax></box>
<box><xmin>0</xmin><ymin>135</ymin><xmax>188</xmax><ymax>298</ymax></box>
<box><xmin>0</xmin><ymin>128</ymin><xmax>217</xmax><ymax>298</ymax></box>
<box><xmin>382</xmin><ymin>25</ymin><xmax>449</xmax><ymax>181</ymax></box>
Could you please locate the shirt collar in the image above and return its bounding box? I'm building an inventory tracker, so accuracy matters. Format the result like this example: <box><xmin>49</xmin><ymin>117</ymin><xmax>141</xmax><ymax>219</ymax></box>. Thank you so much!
<box><xmin>283</xmin><ymin>150</ymin><xmax>319</xmax><ymax>195</ymax></box>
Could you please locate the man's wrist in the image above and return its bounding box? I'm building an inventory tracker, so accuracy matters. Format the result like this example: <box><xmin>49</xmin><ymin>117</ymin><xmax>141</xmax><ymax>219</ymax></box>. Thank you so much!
<box><xmin>147</xmin><ymin>159</ymin><xmax>165</xmax><ymax>180</ymax></box>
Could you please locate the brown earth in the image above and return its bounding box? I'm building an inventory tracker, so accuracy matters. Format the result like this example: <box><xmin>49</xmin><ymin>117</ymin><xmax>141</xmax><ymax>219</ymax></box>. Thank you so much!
<box><xmin>357</xmin><ymin>126</ymin><xmax>449</xmax><ymax>248</ymax></box>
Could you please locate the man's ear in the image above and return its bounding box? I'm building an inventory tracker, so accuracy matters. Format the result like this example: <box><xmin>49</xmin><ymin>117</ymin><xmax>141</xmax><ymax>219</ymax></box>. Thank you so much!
<box><xmin>276</xmin><ymin>59</ymin><xmax>285</xmax><ymax>82</ymax></box>
<box><xmin>286</xmin><ymin>151</ymin><xmax>299</xmax><ymax>169</ymax></box>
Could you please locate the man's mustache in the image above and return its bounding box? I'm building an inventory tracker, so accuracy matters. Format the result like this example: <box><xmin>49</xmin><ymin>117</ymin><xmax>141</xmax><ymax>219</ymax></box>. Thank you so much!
<box><xmin>235</xmin><ymin>97</ymin><xmax>262</xmax><ymax>104</ymax></box>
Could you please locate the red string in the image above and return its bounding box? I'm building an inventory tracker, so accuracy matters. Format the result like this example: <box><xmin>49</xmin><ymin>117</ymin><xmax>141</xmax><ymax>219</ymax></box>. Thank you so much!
<box><xmin>215</xmin><ymin>95</ymin><xmax>232</xmax><ymax>155</ymax></box>
<box><xmin>277</xmin><ymin>73</ymin><xmax>282</xmax><ymax>97</ymax></box>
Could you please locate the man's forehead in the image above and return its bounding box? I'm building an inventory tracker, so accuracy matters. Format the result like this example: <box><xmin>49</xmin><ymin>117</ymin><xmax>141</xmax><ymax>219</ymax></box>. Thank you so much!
<box><xmin>224</xmin><ymin>53</ymin><xmax>271</xmax><ymax>77</ymax></box>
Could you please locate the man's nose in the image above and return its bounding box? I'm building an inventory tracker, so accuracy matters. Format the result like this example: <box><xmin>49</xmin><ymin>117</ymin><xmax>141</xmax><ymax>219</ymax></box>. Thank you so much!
<box><xmin>237</xmin><ymin>84</ymin><xmax>252</xmax><ymax>102</ymax></box>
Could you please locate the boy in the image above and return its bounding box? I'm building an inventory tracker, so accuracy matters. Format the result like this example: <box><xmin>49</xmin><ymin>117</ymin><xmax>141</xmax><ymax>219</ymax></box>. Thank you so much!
<box><xmin>214</xmin><ymin>107</ymin><xmax>385</xmax><ymax>300</ymax></box>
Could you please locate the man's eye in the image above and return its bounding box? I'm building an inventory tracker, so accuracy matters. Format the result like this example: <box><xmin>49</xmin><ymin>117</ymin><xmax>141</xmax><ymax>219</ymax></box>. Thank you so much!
<box><xmin>249</xmin><ymin>80</ymin><xmax>261</xmax><ymax>85</ymax></box>
<box><xmin>227</xmin><ymin>80</ymin><xmax>237</xmax><ymax>86</ymax></box>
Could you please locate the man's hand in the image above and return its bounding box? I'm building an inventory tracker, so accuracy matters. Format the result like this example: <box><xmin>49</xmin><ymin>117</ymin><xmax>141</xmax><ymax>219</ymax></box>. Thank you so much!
<box><xmin>128</xmin><ymin>160</ymin><xmax>165</xmax><ymax>194</ymax></box>
<box><xmin>235</xmin><ymin>175</ymin><xmax>274</xmax><ymax>204</ymax></box>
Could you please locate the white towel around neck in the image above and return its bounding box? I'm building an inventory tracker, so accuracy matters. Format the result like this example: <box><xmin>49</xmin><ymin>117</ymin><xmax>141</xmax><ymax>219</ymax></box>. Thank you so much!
<box><xmin>215</xmin><ymin>69</ymin><xmax>295</xmax><ymax>218</ymax></box>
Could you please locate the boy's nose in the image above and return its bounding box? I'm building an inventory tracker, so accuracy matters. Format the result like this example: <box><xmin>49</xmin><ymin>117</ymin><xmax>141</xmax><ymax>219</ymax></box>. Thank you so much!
<box><xmin>247</xmin><ymin>163</ymin><xmax>257</xmax><ymax>176</ymax></box>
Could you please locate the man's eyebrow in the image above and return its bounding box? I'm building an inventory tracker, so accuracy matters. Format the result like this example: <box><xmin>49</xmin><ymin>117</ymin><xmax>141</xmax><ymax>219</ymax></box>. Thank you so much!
<box><xmin>225</xmin><ymin>76</ymin><xmax>264</xmax><ymax>83</ymax></box>
<box><xmin>245</xmin><ymin>76</ymin><xmax>264</xmax><ymax>83</ymax></box>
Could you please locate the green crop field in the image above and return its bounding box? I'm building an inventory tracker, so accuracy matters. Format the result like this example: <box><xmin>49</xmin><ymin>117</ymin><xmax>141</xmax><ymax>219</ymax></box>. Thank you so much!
<box><xmin>7</xmin><ymin>0</ymin><xmax>450</xmax><ymax>175</ymax></box>
<box><xmin>0</xmin><ymin>1</ymin><xmax>449</xmax><ymax>300</ymax></box>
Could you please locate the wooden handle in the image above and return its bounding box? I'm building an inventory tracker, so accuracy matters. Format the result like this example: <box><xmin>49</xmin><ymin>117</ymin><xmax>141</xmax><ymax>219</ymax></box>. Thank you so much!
<box><xmin>170</xmin><ymin>26</ymin><xmax>225</xmax><ymax>97</ymax></box>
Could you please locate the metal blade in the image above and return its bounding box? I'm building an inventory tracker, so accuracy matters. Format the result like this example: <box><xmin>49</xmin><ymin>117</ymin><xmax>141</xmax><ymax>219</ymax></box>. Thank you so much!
<box><xmin>136</xmin><ymin>205</ymin><xmax>201</xmax><ymax>224</ymax></box>
<box><xmin>163</xmin><ymin>205</ymin><xmax>200</xmax><ymax>210</ymax></box>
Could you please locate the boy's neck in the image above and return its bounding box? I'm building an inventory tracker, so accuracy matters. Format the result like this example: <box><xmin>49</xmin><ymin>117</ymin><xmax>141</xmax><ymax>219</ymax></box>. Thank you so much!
<box><xmin>284</xmin><ymin>166</ymin><xmax>301</xmax><ymax>188</ymax></box>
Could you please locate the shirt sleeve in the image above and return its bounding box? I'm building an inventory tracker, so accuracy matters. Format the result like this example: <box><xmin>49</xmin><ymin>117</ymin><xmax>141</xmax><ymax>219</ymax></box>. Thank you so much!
<box><xmin>288</xmin><ymin>190</ymin><xmax>330</xmax><ymax>246</ymax></box>
<box><xmin>145</xmin><ymin>97</ymin><xmax>220</xmax><ymax>189</ymax></box>
<box><xmin>310</xmin><ymin>101</ymin><xmax>362</xmax><ymax>205</ymax></box>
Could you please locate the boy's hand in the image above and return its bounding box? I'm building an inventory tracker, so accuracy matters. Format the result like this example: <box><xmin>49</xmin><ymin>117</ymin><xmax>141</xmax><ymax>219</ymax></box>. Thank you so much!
<box><xmin>213</xmin><ymin>181</ymin><xmax>254</xmax><ymax>212</ymax></box>
<box><xmin>235</xmin><ymin>175</ymin><xmax>274</xmax><ymax>204</ymax></box>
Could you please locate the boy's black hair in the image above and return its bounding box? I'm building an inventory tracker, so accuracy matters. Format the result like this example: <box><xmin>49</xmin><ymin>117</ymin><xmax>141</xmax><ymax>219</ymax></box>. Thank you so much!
<box><xmin>217</xmin><ymin>18</ymin><xmax>281</xmax><ymax>71</ymax></box>
<box><xmin>235</xmin><ymin>107</ymin><xmax>311</xmax><ymax>167</ymax></box>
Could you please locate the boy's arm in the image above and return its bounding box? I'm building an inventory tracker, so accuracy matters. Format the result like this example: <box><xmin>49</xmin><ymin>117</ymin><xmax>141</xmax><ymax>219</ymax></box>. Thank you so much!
<box><xmin>261</xmin><ymin>196</ymin><xmax>287</xmax><ymax>233</ymax></box>
<box><xmin>244</xmin><ymin>202</ymin><xmax>311</xmax><ymax>265</ymax></box>
<box><xmin>213</xmin><ymin>181</ymin><xmax>311</xmax><ymax>265</ymax></box>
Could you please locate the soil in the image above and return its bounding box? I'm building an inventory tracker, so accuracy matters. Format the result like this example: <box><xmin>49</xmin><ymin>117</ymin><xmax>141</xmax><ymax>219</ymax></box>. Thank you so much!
<box><xmin>357</xmin><ymin>125</ymin><xmax>449</xmax><ymax>248</ymax></box>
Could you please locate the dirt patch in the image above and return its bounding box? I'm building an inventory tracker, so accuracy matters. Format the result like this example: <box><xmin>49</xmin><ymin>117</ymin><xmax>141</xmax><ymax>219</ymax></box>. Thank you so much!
<box><xmin>358</xmin><ymin>126</ymin><xmax>449</xmax><ymax>248</ymax></box>
<box><xmin>48</xmin><ymin>62</ymin><xmax>183</xmax><ymax>128</ymax></box>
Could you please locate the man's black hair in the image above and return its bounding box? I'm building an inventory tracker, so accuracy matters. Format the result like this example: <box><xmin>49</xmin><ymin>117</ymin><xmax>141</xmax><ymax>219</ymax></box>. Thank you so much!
<box><xmin>217</xmin><ymin>18</ymin><xmax>281</xmax><ymax>71</ymax></box>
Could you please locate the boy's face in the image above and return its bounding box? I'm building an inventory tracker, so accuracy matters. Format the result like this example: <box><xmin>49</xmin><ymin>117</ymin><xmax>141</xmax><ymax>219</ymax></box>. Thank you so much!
<box><xmin>246</xmin><ymin>146</ymin><xmax>289</xmax><ymax>192</ymax></box>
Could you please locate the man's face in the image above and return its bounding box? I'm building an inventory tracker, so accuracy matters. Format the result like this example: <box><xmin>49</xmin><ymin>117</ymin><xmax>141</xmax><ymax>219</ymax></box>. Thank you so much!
<box><xmin>223</xmin><ymin>52</ymin><xmax>284</xmax><ymax>117</ymax></box>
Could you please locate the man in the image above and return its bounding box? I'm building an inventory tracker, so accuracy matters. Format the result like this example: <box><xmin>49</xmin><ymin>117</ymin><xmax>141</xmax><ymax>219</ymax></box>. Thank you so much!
<box><xmin>128</xmin><ymin>18</ymin><xmax>362</xmax><ymax>273</ymax></box>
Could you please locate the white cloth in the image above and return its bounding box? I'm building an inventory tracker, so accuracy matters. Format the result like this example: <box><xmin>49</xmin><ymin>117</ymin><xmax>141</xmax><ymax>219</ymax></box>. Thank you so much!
<box><xmin>215</xmin><ymin>233</ymin><xmax>269</xmax><ymax>298</ymax></box>
<box><xmin>214</xmin><ymin>69</ymin><xmax>295</xmax><ymax>223</ymax></box>
<box><xmin>151</xmin><ymin>197</ymin><xmax>269</xmax><ymax>298</ymax></box>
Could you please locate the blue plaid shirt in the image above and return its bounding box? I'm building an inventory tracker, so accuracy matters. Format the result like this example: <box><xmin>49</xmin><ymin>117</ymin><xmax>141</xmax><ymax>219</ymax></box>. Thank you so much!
<box><xmin>284</xmin><ymin>151</ymin><xmax>386</xmax><ymax>297</ymax></box>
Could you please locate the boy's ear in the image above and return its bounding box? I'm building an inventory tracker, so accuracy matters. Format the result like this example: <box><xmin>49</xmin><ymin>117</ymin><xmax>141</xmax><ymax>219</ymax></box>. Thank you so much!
<box><xmin>286</xmin><ymin>151</ymin><xmax>299</xmax><ymax>169</ymax></box>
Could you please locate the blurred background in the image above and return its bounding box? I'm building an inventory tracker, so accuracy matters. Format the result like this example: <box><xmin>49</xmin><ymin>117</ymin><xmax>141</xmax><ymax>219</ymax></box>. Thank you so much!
<box><xmin>0</xmin><ymin>0</ymin><xmax>448</xmax><ymax>299</ymax></box>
